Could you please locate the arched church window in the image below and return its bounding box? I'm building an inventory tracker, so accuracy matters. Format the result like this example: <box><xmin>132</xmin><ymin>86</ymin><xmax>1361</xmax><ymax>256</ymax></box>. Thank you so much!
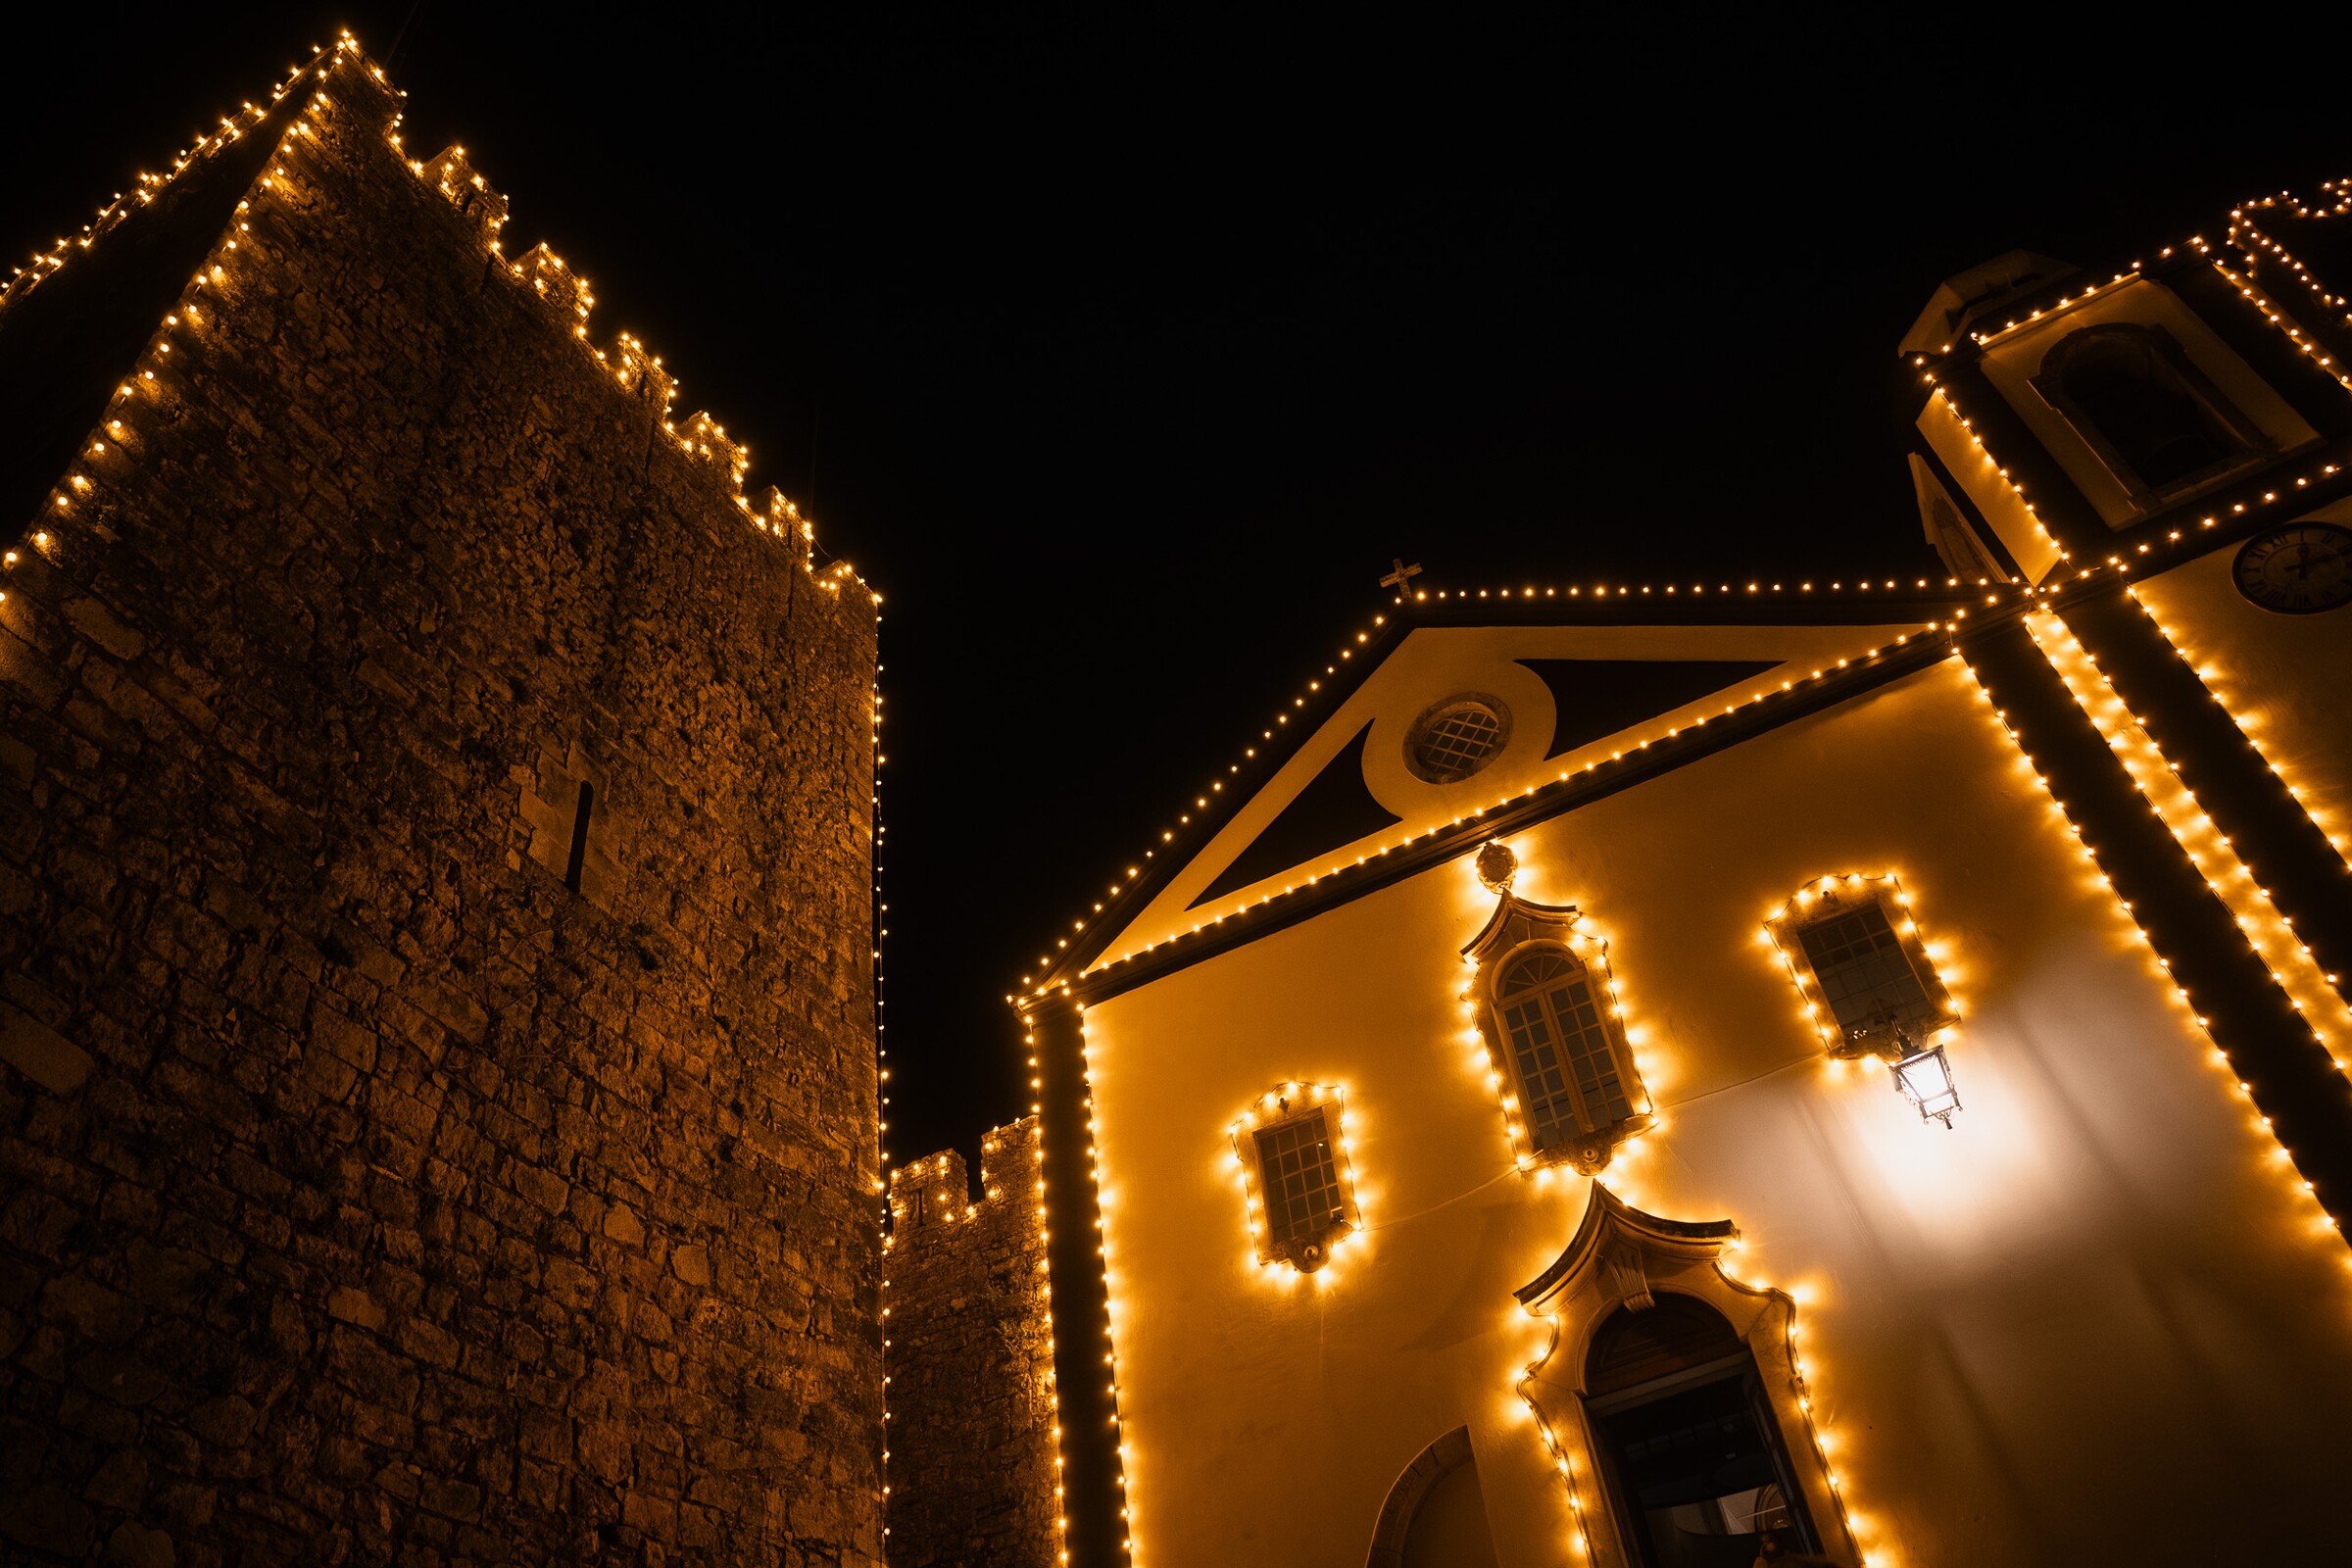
<box><xmin>2037</xmin><ymin>323</ymin><xmax>2258</xmax><ymax>498</ymax></box>
<box><xmin>1463</xmin><ymin>855</ymin><xmax>1654</xmax><ymax>1175</ymax></box>
<box><xmin>1229</xmin><ymin>1083</ymin><xmax>1360</xmax><ymax>1272</ymax></box>
<box><xmin>1496</xmin><ymin>948</ymin><xmax>1638</xmax><ymax>1148</ymax></box>
<box><xmin>1583</xmin><ymin>1296</ymin><xmax>1823</xmax><ymax>1564</ymax></box>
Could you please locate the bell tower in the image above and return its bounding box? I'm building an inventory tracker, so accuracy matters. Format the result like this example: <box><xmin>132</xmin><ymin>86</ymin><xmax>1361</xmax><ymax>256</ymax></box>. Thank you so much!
<box><xmin>1897</xmin><ymin>226</ymin><xmax>2352</xmax><ymax>582</ymax></box>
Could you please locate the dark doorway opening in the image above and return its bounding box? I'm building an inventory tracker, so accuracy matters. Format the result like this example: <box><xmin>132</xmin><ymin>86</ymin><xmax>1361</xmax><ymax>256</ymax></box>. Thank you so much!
<box><xmin>1584</xmin><ymin>1296</ymin><xmax>1820</xmax><ymax>1568</ymax></box>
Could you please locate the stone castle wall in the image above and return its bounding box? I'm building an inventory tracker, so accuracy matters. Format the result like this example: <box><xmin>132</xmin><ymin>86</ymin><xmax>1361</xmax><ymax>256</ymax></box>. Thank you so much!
<box><xmin>884</xmin><ymin>1119</ymin><xmax>1057</xmax><ymax>1568</ymax></box>
<box><xmin>0</xmin><ymin>41</ymin><xmax>881</xmax><ymax>1568</ymax></box>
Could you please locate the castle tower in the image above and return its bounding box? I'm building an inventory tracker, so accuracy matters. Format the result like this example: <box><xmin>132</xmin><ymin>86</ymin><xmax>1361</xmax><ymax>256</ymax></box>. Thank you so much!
<box><xmin>0</xmin><ymin>36</ymin><xmax>882</xmax><ymax>1565</ymax></box>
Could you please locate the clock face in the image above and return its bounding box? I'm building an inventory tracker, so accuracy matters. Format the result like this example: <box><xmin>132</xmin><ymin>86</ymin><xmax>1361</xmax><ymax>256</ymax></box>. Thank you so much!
<box><xmin>2233</xmin><ymin>522</ymin><xmax>2352</xmax><ymax>614</ymax></box>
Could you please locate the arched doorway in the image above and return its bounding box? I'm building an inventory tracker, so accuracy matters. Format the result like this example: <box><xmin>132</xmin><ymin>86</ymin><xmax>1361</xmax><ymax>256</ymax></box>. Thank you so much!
<box><xmin>1366</xmin><ymin>1426</ymin><xmax>1501</xmax><ymax>1568</ymax></box>
<box><xmin>1582</xmin><ymin>1295</ymin><xmax>1819</xmax><ymax>1567</ymax></box>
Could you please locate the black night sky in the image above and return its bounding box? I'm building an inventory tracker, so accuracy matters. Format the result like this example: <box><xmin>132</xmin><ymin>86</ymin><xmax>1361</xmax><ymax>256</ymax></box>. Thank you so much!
<box><xmin>6</xmin><ymin>10</ymin><xmax>2344</xmax><ymax>1170</ymax></box>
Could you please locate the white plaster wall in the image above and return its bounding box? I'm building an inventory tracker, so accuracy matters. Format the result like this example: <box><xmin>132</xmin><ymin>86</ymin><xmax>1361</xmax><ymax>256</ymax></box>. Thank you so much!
<box><xmin>1082</xmin><ymin>654</ymin><xmax>2352</xmax><ymax>1567</ymax></box>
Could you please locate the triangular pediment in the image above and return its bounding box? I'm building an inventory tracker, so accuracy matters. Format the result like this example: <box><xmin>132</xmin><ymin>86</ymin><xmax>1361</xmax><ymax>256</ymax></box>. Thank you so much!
<box><xmin>1078</xmin><ymin>612</ymin><xmax>1946</xmax><ymax>977</ymax></box>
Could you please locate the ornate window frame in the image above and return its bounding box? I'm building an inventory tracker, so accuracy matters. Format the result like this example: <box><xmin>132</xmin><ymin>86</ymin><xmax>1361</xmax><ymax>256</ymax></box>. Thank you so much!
<box><xmin>1514</xmin><ymin>1186</ymin><xmax>1863</xmax><ymax>1568</ymax></box>
<box><xmin>1229</xmin><ymin>1082</ymin><xmax>1361</xmax><ymax>1272</ymax></box>
<box><xmin>1765</xmin><ymin>873</ymin><xmax>1957</xmax><ymax>1060</ymax></box>
<box><xmin>1464</xmin><ymin>881</ymin><xmax>1653</xmax><ymax>1175</ymax></box>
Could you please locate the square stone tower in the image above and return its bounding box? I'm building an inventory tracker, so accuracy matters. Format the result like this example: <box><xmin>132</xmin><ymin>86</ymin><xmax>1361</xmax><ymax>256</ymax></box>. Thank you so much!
<box><xmin>0</xmin><ymin>36</ymin><xmax>882</xmax><ymax>1567</ymax></box>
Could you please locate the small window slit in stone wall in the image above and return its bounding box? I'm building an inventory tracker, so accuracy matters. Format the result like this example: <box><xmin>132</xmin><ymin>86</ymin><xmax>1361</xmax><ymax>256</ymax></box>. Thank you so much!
<box><xmin>565</xmin><ymin>781</ymin><xmax>594</xmax><ymax>892</ymax></box>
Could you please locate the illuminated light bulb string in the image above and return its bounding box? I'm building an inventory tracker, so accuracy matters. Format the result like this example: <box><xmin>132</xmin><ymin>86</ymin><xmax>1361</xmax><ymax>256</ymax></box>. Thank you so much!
<box><xmin>9</xmin><ymin>28</ymin><xmax>885</xmax><ymax>645</ymax></box>
<box><xmin>1952</xmin><ymin>656</ymin><xmax>2352</xmax><ymax>1253</ymax></box>
<box><xmin>994</xmin><ymin>1009</ymin><xmax>1078</xmax><ymax>1567</ymax></box>
<box><xmin>0</xmin><ymin>46</ymin><xmax>328</xmax><ymax>307</ymax></box>
<box><xmin>1006</xmin><ymin>395</ymin><xmax>2352</xmax><ymax>1004</ymax></box>
<box><xmin>1072</xmin><ymin>1006</ymin><xmax>1138</xmax><ymax>1566</ymax></box>
<box><xmin>1912</xmin><ymin>351</ymin><xmax>2348</xmax><ymax>589</ymax></box>
<box><xmin>2132</xmin><ymin>585</ymin><xmax>2352</xmax><ymax>871</ymax></box>
<box><xmin>1965</xmin><ymin>268</ymin><xmax>2144</xmax><ymax>348</ymax></box>
<box><xmin>871</xmin><ymin>635</ymin><xmax>894</xmax><ymax>1532</ymax></box>
<box><xmin>2022</xmin><ymin>612</ymin><xmax>2352</xmax><ymax>1071</ymax></box>
<box><xmin>1225</xmin><ymin>1080</ymin><xmax>1365</xmax><ymax>1275</ymax></box>
<box><xmin>3</xmin><ymin>43</ymin><xmax>343</xmax><ymax>610</ymax></box>
<box><xmin>1012</xmin><ymin>598</ymin><xmax>2021</xmax><ymax>1003</ymax></box>
<box><xmin>1761</xmin><ymin>872</ymin><xmax>1954</xmax><ymax>1055</ymax></box>
<box><xmin>2222</xmin><ymin>188</ymin><xmax>2352</xmax><ymax>339</ymax></box>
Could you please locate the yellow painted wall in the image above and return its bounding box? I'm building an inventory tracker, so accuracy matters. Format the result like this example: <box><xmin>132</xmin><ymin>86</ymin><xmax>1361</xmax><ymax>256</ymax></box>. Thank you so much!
<box><xmin>2135</xmin><ymin>503</ymin><xmax>2352</xmax><ymax>856</ymax></box>
<box><xmin>1082</xmin><ymin>652</ymin><xmax>2352</xmax><ymax>1566</ymax></box>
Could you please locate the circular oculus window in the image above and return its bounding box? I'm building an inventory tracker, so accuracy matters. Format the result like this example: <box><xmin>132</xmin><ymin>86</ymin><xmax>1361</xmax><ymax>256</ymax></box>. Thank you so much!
<box><xmin>1405</xmin><ymin>695</ymin><xmax>1511</xmax><ymax>783</ymax></box>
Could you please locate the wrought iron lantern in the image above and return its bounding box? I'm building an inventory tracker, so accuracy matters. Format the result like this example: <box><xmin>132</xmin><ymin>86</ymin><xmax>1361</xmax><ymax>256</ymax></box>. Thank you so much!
<box><xmin>1889</xmin><ymin>1038</ymin><xmax>1961</xmax><ymax>1128</ymax></box>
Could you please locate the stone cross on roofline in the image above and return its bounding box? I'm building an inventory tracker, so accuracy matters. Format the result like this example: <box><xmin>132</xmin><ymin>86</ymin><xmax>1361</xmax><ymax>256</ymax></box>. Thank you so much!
<box><xmin>1380</xmin><ymin>557</ymin><xmax>1423</xmax><ymax>597</ymax></box>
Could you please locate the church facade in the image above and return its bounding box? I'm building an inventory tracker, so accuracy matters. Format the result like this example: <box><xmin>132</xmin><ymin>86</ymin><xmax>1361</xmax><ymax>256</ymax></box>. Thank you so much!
<box><xmin>1004</xmin><ymin>195</ymin><xmax>2352</xmax><ymax>1565</ymax></box>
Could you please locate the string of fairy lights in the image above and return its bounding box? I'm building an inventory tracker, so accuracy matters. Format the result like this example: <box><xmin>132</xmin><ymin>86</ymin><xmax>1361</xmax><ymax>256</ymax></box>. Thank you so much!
<box><xmin>1225</xmin><ymin>1080</ymin><xmax>1364</xmax><ymax>1272</ymax></box>
<box><xmin>1955</xmin><ymin>654</ymin><xmax>2352</xmax><ymax>1262</ymax></box>
<box><xmin>1455</xmin><ymin>881</ymin><xmax>1659</xmax><ymax>1177</ymax></box>
<box><xmin>1036</xmin><ymin>1013</ymin><xmax>1076</xmax><ymax>1564</ymax></box>
<box><xmin>2134</xmin><ymin>584</ymin><xmax>2352</xmax><ymax>868</ymax></box>
<box><xmin>1012</xmin><ymin>524</ymin><xmax>2352</xmax><ymax>1000</ymax></box>
<box><xmin>1761</xmin><ymin>875</ymin><xmax>1954</xmax><ymax>1056</ymax></box>
<box><xmin>2023</xmin><ymin>612</ymin><xmax>2352</xmax><ymax>1067</ymax></box>
<box><xmin>2224</xmin><ymin>189</ymin><xmax>2352</xmax><ymax>339</ymax></box>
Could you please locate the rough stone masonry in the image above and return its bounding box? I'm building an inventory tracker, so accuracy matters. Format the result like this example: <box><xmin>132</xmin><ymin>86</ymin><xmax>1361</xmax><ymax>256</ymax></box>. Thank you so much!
<box><xmin>0</xmin><ymin>37</ymin><xmax>882</xmax><ymax>1568</ymax></box>
<box><xmin>884</xmin><ymin>1119</ymin><xmax>1057</xmax><ymax>1568</ymax></box>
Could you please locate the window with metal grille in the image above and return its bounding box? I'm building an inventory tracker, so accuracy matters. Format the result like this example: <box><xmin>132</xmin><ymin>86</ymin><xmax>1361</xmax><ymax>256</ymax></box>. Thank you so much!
<box><xmin>1796</xmin><ymin>903</ymin><xmax>1937</xmax><ymax>1039</ymax></box>
<box><xmin>1407</xmin><ymin>698</ymin><xmax>1509</xmax><ymax>783</ymax></box>
<box><xmin>1497</xmin><ymin>949</ymin><xmax>1636</xmax><ymax>1149</ymax></box>
<box><xmin>1252</xmin><ymin>1110</ymin><xmax>1347</xmax><ymax>1249</ymax></box>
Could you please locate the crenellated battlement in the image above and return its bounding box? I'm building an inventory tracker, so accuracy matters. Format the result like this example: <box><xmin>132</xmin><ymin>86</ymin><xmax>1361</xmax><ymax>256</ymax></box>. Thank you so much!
<box><xmin>420</xmin><ymin>142</ymin><xmax>509</xmax><ymax>248</ymax></box>
<box><xmin>681</xmin><ymin>410</ymin><xmax>751</xmax><ymax>485</ymax></box>
<box><xmin>612</xmin><ymin>331</ymin><xmax>676</xmax><ymax>412</ymax></box>
<box><xmin>888</xmin><ymin>1116</ymin><xmax>1045</xmax><ymax>1238</ymax></box>
<box><xmin>514</xmin><ymin>242</ymin><xmax>592</xmax><ymax>331</ymax></box>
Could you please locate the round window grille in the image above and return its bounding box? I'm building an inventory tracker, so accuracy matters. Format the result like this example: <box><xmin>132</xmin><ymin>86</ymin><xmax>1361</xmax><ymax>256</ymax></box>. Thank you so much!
<box><xmin>1405</xmin><ymin>696</ymin><xmax>1510</xmax><ymax>783</ymax></box>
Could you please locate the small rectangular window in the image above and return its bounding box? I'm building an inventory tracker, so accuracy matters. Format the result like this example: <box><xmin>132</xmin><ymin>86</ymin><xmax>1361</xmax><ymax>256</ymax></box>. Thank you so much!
<box><xmin>1769</xmin><ymin>876</ymin><xmax>1957</xmax><ymax>1057</ymax></box>
<box><xmin>1253</xmin><ymin>1110</ymin><xmax>1346</xmax><ymax>1249</ymax></box>
<box><xmin>1796</xmin><ymin>904</ymin><xmax>1936</xmax><ymax>1038</ymax></box>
